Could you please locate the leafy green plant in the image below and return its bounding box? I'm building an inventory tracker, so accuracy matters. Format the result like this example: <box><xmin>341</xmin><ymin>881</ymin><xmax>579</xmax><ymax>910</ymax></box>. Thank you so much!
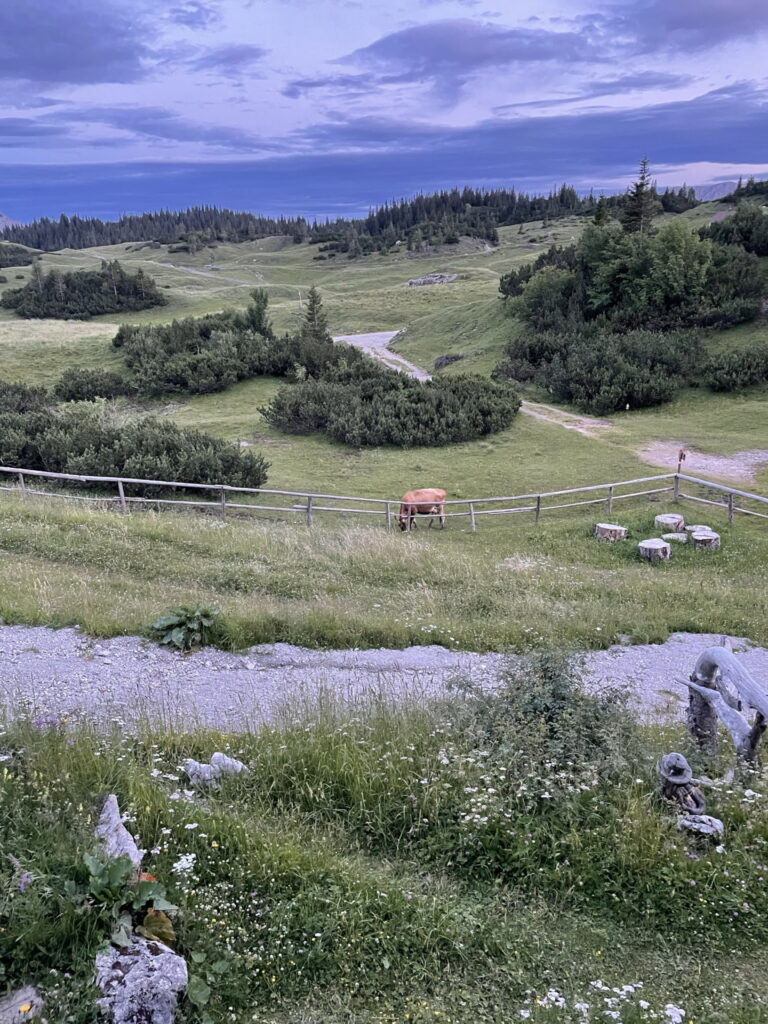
<box><xmin>151</xmin><ymin>605</ymin><xmax>221</xmax><ymax>651</ymax></box>
<box><xmin>65</xmin><ymin>853</ymin><xmax>178</xmax><ymax>948</ymax></box>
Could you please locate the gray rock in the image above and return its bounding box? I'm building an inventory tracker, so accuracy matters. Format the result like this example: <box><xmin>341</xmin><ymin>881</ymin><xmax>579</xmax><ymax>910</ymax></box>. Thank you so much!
<box><xmin>183</xmin><ymin>751</ymin><xmax>248</xmax><ymax>785</ymax></box>
<box><xmin>95</xmin><ymin>795</ymin><xmax>143</xmax><ymax>870</ymax></box>
<box><xmin>95</xmin><ymin>937</ymin><xmax>188</xmax><ymax>1024</ymax></box>
<box><xmin>0</xmin><ymin>986</ymin><xmax>43</xmax><ymax>1022</ymax></box>
<box><xmin>407</xmin><ymin>272</ymin><xmax>457</xmax><ymax>287</ymax></box>
<box><xmin>677</xmin><ymin>813</ymin><xmax>724</xmax><ymax>838</ymax></box>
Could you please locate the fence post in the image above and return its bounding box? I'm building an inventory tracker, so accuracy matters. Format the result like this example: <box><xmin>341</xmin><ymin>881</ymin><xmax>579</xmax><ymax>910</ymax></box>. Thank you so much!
<box><xmin>17</xmin><ymin>471</ymin><xmax>26</xmax><ymax>497</ymax></box>
<box><xmin>673</xmin><ymin>474</ymin><xmax>680</xmax><ymax>502</ymax></box>
<box><xmin>535</xmin><ymin>495</ymin><xmax>541</xmax><ymax>523</ymax></box>
<box><xmin>728</xmin><ymin>492</ymin><xmax>734</xmax><ymax>525</ymax></box>
<box><xmin>306</xmin><ymin>495</ymin><xmax>313</xmax><ymax>527</ymax></box>
<box><xmin>606</xmin><ymin>485</ymin><xmax>613</xmax><ymax>516</ymax></box>
<box><xmin>385</xmin><ymin>501</ymin><xmax>392</xmax><ymax>530</ymax></box>
<box><xmin>468</xmin><ymin>502</ymin><xmax>477</xmax><ymax>533</ymax></box>
<box><xmin>116</xmin><ymin>479</ymin><xmax>127</xmax><ymax>513</ymax></box>
<box><xmin>220</xmin><ymin>488</ymin><xmax>227</xmax><ymax>519</ymax></box>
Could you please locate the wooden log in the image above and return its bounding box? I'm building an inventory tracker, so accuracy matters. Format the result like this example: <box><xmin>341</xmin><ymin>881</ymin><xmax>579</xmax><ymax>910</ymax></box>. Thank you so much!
<box><xmin>662</xmin><ymin>532</ymin><xmax>688</xmax><ymax>543</ymax></box>
<box><xmin>692</xmin><ymin>530</ymin><xmax>720</xmax><ymax>551</ymax></box>
<box><xmin>638</xmin><ymin>538</ymin><xmax>671</xmax><ymax>562</ymax></box>
<box><xmin>654</xmin><ymin>512</ymin><xmax>685</xmax><ymax>531</ymax></box>
<box><xmin>685</xmin><ymin>523</ymin><xmax>712</xmax><ymax>534</ymax></box>
<box><xmin>595</xmin><ymin>522</ymin><xmax>628</xmax><ymax>542</ymax></box>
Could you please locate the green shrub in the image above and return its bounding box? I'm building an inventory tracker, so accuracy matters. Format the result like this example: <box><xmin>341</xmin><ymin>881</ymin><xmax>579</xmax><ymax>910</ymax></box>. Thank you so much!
<box><xmin>150</xmin><ymin>605</ymin><xmax>221</xmax><ymax>650</ymax></box>
<box><xmin>0</xmin><ymin>380</ymin><xmax>270</xmax><ymax>494</ymax></box>
<box><xmin>262</xmin><ymin>370</ymin><xmax>522</xmax><ymax>447</ymax></box>
<box><xmin>53</xmin><ymin>368</ymin><xmax>133</xmax><ymax>402</ymax></box>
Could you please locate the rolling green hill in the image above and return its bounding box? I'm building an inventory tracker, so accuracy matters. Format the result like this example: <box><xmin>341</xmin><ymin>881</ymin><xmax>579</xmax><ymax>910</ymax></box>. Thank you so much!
<box><xmin>1</xmin><ymin>203</ymin><xmax>766</xmax><ymax>496</ymax></box>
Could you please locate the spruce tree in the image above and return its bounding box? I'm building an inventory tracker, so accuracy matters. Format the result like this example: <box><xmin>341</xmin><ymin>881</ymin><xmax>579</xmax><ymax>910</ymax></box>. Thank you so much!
<box><xmin>622</xmin><ymin>158</ymin><xmax>659</xmax><ymax>235</ymax></box>
<box><xmin>593</xmin><ymin>196</ymin><xmax>611</xmax><ymax>226</ymax></box>
<box><xmin>301</xmin><ymin>285</ymin><xmax>331</xmax><ymax>345</ymax></box>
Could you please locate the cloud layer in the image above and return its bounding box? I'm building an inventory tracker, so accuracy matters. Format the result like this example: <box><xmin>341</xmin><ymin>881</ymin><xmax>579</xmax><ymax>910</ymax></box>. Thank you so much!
<box><xmin>1</xmin><ymin>0</ymin><xmax>767</xmax><ymax>217</ymax></box>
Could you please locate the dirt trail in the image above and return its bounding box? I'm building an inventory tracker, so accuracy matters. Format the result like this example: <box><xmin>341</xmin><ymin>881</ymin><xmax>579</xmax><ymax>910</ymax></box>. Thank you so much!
<box><xmin>520</xmin><ymin>400</ymin><xmax>611</xmax><ymax>438</ymax></box>
<box><xmin>640</xmin><ymin>442</ymin><xmax>768</xmax><ymax>484</ymax></box>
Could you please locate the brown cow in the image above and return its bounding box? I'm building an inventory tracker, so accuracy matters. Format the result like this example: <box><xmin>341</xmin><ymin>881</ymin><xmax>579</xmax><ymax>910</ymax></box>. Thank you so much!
<box><xmin>398</xmin><ymin>488</ymin><xmax>447</xmax><ymax>531</ymax></box>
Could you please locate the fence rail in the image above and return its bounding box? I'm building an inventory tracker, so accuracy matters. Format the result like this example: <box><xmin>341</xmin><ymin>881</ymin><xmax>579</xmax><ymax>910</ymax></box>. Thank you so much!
<box><xmin>0</xmin><ymin>465</ymin><xmax>766</xmax><ymax>530</ymax></box>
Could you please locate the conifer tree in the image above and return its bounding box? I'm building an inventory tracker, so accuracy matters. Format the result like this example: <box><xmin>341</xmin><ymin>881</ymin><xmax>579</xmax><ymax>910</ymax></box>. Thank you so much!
<box><xmin>622</xmin><ymin>158</ymin><xmax>660</xmax><ymax>235</ymax></box>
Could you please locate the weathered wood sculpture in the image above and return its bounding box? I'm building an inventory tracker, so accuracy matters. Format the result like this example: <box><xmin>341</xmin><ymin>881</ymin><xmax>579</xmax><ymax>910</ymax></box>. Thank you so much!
<box><xmin>684</xmin><ymin>642</ymin><xmax>768</xmax><ymax>762</ymax></box>
<box><xmin>657</xmin><ymin>752</ymin><xmax>724</xmax><ymax>840</ymax></box>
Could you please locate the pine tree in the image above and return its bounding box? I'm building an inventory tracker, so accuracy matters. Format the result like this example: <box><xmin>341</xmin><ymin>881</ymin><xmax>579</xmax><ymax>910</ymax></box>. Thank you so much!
<box><xmin>622</xmin><ymin>158</ymin><xmax>659</xmax><ymax>235</ymax></box>
<box><xmin>301</xmin><ymin>285</ymin><xmax>331</xmax><ymax>345</ymax></box>
<box><xmin>593</xmin><ymin>196</ymin><xmax>611</xmax><ymax>226</ymax></box>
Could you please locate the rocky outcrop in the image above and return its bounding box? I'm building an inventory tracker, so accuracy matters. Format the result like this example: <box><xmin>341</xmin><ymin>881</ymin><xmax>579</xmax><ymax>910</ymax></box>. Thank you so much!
<box><xmin>95</xmin><ymin>938</ymin><xmax>188</xmax><ymax>1024</ymax></box>
<box><xmin>407</xmin><ymin>272</ymin><xmax>457</xmax><ymax>287</ymax></box>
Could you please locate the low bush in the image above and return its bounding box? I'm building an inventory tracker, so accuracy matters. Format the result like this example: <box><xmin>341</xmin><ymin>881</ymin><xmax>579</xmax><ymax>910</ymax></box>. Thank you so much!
<box><xmin>0</xmin><ymin>381</ymin><xmax>269</xmax><ymax>494</ymax></box>
<box><xmin>261</xmin><ymin>369</ymin><xmax>521</xmax><ymax>447</ymax></box>
<box><xmin>703</xmin><ymin>345</ymin><xmax>768</xmax><ymax>392</ymax></box>
<box><xmin>494</xmin><ymin>327</ymin><xmax>700</xmax><ymax>414</ymax></box>
<box><xmin>53</xmin><ymin>368</ymin><xmax>133</xmax><ymax>402</ymax></box>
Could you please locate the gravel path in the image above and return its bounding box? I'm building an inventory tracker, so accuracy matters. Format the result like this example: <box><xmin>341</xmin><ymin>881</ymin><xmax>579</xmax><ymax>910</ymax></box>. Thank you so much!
<box><xmin>333</xmin><ymin>331</ymin><xmax>432</xmax><ymax>381</ymax></box>
<box><xmin>640</xmin><ymin>442</ymin><xmax>768</xmax><ymax>484</ymax></box>
<box><xmin>2</xmin><ymin>626</ymin><xmax>767</xmax><ymax>733</ymax></box>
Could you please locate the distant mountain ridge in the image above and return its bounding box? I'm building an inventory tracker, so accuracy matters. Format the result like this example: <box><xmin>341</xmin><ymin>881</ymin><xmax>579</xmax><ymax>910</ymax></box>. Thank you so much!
<box><xmin>0</xmin><ymin>213</ymin><xmax>17</xmax><ymax>229</ymax></box>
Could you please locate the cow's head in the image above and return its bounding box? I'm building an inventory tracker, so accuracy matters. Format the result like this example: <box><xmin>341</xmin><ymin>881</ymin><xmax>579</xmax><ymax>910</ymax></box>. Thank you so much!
<box><xmin>398</xmin><ymin>514</ymin><xmax>411</xmax><ymax>531</ymax></box>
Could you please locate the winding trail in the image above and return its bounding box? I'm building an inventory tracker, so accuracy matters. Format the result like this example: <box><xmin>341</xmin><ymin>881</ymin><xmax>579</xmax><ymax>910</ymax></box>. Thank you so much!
<box><xmin>333</xmin><ymin>331</ymin><xmax>432</xmax><ymax>380</ymax></box>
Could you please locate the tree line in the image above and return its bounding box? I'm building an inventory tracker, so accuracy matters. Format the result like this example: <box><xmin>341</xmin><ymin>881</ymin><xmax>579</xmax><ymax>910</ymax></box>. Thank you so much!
<box><xmin>1</xmin><ymin>181</ymin><xmax>701</xmax><ymax>259</ymax></box>
<box><xmin>0</xmin><ymin>260</ymin><xmax>167</xmax><ymax>319</ymax></box>
<box><xmin>0</xmin><ymin>242</ymin><xmax>36</xmax><ymax>269</ymax></box>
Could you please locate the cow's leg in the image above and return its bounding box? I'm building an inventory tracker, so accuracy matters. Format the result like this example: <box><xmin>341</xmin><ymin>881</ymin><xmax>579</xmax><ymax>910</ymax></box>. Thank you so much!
<box><xmin>439</xmin><ymin>504</ymin><xmax>446</xmax><ymax>528</ymax></box>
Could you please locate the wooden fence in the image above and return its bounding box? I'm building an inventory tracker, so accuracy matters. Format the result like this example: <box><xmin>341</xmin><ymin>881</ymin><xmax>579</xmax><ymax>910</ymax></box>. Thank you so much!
<box><xmin>0</xmin><ymin>465</ymin><xmax>766</xmax><ymax>530</ymax></box>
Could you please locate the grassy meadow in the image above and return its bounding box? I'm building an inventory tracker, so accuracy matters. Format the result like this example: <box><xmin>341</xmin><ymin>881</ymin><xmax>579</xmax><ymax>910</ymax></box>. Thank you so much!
<box><xmin>1</xmin><ymin>492</ymin><xmax>766</xmax><ymax>651</ymax></box>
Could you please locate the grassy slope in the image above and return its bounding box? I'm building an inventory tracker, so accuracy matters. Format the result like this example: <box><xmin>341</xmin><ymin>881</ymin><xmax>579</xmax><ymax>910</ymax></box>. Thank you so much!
<box><xmin>1</xmin><ymin>493</ymin><xmax>766</xmax><ymax>651</ymax></box>
<box><xmin>1</xmin><ymin>202</ymin><xmax>765</xmax><ymax>496</ymax></box>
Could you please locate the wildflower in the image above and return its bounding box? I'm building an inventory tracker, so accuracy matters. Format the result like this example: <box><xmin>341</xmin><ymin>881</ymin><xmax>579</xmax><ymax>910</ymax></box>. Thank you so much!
<box><xmin>18</xmin><ymin>872</ymin><xmax>31</xmax><ymax>894</ymax></box>
<box><xmin>715</xmin><ymin>845</ymin><xmax>726</xmax><ymax>854</ymax></box>
<box><xmin>184</xmin><ymin>822</ymin><xmax>199</xmax><ymax>830</ymax></box>
<box><xmin>665</xmin><ymin>1004</ymin><xmax>685</xmax><ymax>1023</ymax></box>
<box><xmin>172</xmin><ymin>853</ymin><xmax>196</xmax><ymax>875</ymax></box>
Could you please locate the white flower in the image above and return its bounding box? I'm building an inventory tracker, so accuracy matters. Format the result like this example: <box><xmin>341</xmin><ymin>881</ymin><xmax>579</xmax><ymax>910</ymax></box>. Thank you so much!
<box><xmin>171</xmin><ymin>852</ymin><xmax>196</xmax><ymax>875</ymax></box>
<box><xmin>664</xmin><ymin>1004</ymin><xmax>685</xmax><ymax>1023</ymax></box>
<box><xmin>715</xmin><ymin>844</ymin><xmax>726</xmax><ymax>854</ymax></box>
<box><xmin>184</xmin><ymin>822</ymin><xmax>199</xmax><ymax>830</ymax></box>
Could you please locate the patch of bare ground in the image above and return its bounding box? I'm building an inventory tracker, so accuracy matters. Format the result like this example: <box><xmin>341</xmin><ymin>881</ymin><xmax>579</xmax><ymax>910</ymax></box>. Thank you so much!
<box><xmin>639</xmin><ymin>441</ymin><xmax>768</xmax><ymax>484</ymax></box>
<box><xmin>519</xmin><ymin>400</ymin><xmax>612</xmax><ymax>438</ymax></box>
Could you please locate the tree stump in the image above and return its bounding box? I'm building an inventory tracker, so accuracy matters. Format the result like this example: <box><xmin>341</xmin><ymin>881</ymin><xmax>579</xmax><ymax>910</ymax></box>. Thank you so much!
<box><xmin>595</xmin><ymin>522</ymin><xmax>628</xmax><ymax>542</ymax></box>
<box><xmin>638</xmin><ymin>538</ymin><xmax>671</xmax><ymax>562</ymax></box>
<box><xmin>662</xmin><ymin>532</ymin><xmax>688</xmax><ymax>544</ymax></box>
<box><xmin>685</xmin><ymin>523</ymin><xmax>712</xmax><ymax>534</ymax></box>
<box><xmin>654</xmin><ymin>513</ymin><xmax>685</xmax><ymax>531</ymax></box>
<box><xmin>692</xmin><ymin>531</ymin><xmax>720</xmax><ymax>551</ymax></box>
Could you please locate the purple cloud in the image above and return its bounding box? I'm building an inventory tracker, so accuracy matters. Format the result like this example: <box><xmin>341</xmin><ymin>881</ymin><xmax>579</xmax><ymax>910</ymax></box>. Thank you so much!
<box><xmin>0</xmin><ymin>1</ymin><xmax>150</xmax><ymax>84</ymax></box>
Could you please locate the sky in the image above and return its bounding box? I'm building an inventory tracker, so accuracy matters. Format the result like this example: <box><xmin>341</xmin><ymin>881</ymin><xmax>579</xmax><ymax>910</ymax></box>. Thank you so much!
<box><xmin>1</xmin><ymin>0</ymin><xmax>767</xmax><ymax>221</ymax></box>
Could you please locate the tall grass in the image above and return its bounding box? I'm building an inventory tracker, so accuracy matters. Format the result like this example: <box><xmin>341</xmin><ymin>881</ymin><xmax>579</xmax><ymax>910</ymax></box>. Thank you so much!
<box><xmin>3</xmin><ymin>658</ymin><xmax>768</xmax><ymax>1022</ymax></box>
<box><xmin>1</xmin><ymin>493</ymin><xmax>767</xmax><ymax>650</ymax></box>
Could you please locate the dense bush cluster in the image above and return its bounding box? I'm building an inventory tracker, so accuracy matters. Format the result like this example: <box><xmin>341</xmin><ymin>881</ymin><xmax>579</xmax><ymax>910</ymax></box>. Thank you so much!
<box><xmin>262</xmin><ymin>367</ymin><xmax>521</xmax><ymax>447</ymax></box>
<box><xmin>0</xmin><ymin>260</ymin><xmax>167</xmax><ymax>319</ymax></box>
<box><xmin>112</xmin><ymin>288</ymin><xmax>365</xmax><ymax>396</ymax></box>
<box><xmin>495</xmin><ymin>327</ymin><xmax>700</xmax><ymax>415</ymax></box>
<box><xmin>0</xmin><ymin>381</ymin><xmax>269</xmax><ymax>494</ymax></box>
<box><xmin>53</xmin><ymin>368</ymin><xmax>133</xmax><ymax>402</ymax></box>
<box><xmin>702</xmin><ymin>202</ymin><xmax>768</xmax><ymax>257</ymax></box>
<box><xmin>495</xmin><ymin>190</ymin><xmax>766</xmax><ymax>412</ymax></box>
<box><xmin>0</xmin><ymin>242</ymin><xmax>35</xmax><ymax>268</ymax></box>
<box><xmin>703</xmin><ymin>345</ymin><xmax>768</xmax><ymax>392</ymax></box>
